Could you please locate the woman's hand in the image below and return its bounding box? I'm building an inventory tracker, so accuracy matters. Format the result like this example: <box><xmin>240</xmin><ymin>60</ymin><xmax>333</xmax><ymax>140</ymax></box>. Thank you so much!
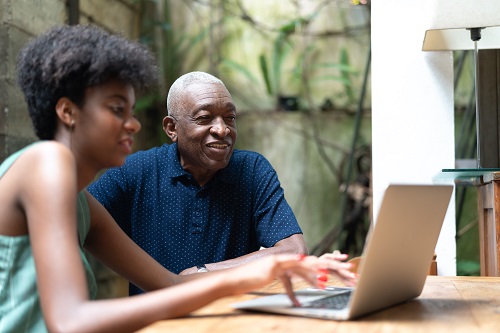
<box><xmin>319</xmin><ymin>250</ymin><xmax>358</xmax><ymax>287</ymax></box>
<box><xmin>227</xmin><ymin>254</ymin><xmax>357</xmax><ymax>306</ymax></box>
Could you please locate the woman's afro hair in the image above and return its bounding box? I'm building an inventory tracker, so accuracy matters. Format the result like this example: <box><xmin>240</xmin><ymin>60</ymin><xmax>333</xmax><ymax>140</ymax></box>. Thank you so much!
<box><xmin>16</xmin><ymin>24</ymin><xmax>159</xmax><ymax>140</ymax></box>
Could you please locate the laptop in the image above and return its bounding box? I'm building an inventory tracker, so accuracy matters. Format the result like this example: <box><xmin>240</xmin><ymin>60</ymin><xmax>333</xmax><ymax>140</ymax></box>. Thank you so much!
<box><xmin>232</xmin><ymin>184</ymin><xmax>453</xmax><ymax>320</ymax></box>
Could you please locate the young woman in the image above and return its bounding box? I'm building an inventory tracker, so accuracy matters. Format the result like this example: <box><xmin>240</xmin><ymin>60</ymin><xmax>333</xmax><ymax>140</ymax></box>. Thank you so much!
<box><xmin>0</xmin><ymin>25</ymin><xmax>356</xmax><ymax>333</ymax></box>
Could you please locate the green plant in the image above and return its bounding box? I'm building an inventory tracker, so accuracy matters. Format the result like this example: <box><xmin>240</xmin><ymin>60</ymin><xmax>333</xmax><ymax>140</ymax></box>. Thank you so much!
<box><xmin>225</xmin><ymin>13</ymin><xmax>360</xmax><ymax>111</ymax></box>
<box><xmin>133</xmin><ymin>0</ymin><xmax>213</xmax><ymax>147</ymax></box>
<box><xmin>457</xmin><ymin>260</ymin><xmax>480</xmax><ymax>276</ymax></box>
<box><xmin>308</xmin><ymin>47</ymin><xmax>359</xmax><ymax>109</ymax></box>
<box><xmin>259</xmin><ymin>22</ymin><xmax>298</xmax><ymax>98</ymax></box>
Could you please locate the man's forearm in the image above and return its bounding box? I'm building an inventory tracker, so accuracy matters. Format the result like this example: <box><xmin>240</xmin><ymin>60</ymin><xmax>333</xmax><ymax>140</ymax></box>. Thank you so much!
<box><xmin>179</xmin><ymin>234</ymin><xmax>307</xmax><ymax>275</ymax></box>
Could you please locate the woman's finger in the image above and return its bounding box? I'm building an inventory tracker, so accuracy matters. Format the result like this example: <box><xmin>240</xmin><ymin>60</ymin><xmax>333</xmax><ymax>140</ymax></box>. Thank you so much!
<box><xmin>279</xmin><ymin>274</ymin><xmax>301</xmax><ymax>307</ymax></box>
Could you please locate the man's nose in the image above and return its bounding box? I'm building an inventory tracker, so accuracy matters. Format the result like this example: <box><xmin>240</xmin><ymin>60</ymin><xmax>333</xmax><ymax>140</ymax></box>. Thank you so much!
<box><xmin>210</xmin><ymin>117</ymin><xmax>230</xmax><ymax>137</ymax></box>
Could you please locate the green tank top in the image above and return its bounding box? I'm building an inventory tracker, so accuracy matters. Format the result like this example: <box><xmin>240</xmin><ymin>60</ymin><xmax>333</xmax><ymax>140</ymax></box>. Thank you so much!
<box><xmin>0</xmin><ymin>142</ymin><xmax>97</xmax><ymax>332</ymax></box>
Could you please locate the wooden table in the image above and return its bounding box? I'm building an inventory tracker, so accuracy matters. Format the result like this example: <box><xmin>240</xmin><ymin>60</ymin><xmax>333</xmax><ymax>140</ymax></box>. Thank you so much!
<box><xmin>136</xmin><ymin>276</ymin><xmax>500</xmax><ymax>333</ymax></box>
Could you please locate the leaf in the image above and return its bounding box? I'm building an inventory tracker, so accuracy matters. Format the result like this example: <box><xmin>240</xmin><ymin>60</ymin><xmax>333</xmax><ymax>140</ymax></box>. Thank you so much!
<box><xmin>311</xmin><ymin>75</ymin><xmax>353</xmax><ymax>85</ymax></box>
<box><xmin>339</xmin><ymin>47</ymin><xmax>355</xmax><ymax>103</ymax></box>
<box><xmin>271</xmin><ymin>34</ymin><xmax>293</xmax><ymax>94</ymax></box>
<box><xmin>313</xmin><ymin>62</ymin><xmax>359</xmax><ymax>74</ymax></box>
<box><xmin>220</xmin><ymin>59</ymin><xmax>259</xmax><ymax>84</ymax></box>
<box><xmin>278</xmin><ymin>17</ymin><xmax>310</xmax><ymax>34</ymax></box>
<box><xmin>134</xmin><ymin>94</ymin><xmax>158</xmax><ymax>114</ymax></box>
<box><xmin>259</xmin><ymin>54</ymin><xmax>273</xmax><ymax>96</ymax></box>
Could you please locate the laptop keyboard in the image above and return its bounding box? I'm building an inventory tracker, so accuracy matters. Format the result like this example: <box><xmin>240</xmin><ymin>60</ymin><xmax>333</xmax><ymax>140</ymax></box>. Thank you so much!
<box><xmin>302</xmin><ymin>291</ymin><xmax>352</xmax><ymax>310</ymax></box>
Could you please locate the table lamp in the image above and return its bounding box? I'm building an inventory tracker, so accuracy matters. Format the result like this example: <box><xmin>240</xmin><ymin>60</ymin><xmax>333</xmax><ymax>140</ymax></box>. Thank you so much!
<box><xmin>422</xmin><ymin>1</ymin><xmax>500</xmax><ymax>169</ymax></box>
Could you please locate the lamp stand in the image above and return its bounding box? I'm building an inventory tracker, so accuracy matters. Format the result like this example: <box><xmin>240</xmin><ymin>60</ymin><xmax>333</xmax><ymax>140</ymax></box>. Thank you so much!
<box><xmin>470</xmin><ymin>27</ymin><xmax>483</xmax><ymax>168</ymax></box>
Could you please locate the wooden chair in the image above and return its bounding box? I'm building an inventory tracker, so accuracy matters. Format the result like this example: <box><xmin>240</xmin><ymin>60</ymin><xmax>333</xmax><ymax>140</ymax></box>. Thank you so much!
<box><xmin>347</xmin><ymin>256</ymin><xmax>363</xmax><ymax>274</ymax></box>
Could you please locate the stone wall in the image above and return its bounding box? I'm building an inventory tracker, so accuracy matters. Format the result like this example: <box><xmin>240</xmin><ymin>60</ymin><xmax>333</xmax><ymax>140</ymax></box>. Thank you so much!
<box><xmin>236</xmin><ymin>111</ymin><xmax>372</xmax><ymax>253</ymax></box>
<box><xmin>0</xmin><ymin>0</ymin><xmax>140</xmax><ymax>298</ymax></box>
<box><xmin>0</xmin><ymin>0</ymin><xmax>138</xmax><ymax>161</ymax></box>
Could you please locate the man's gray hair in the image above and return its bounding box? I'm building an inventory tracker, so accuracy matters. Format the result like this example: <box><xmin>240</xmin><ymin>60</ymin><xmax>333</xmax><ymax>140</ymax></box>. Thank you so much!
<box><xmin>166</xmin><ymin>71</ymin><xmax>226</xmax><ymax>117</ymax></box>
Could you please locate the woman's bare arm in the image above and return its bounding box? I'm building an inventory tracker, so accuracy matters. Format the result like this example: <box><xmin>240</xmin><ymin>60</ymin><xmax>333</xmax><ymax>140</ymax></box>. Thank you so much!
<box><xmin>83</xmin><ymin>190</ymin><xmax>194</xmax><ymax>289</ymax></box>
<box><xmin>19</xmin><ymin>142</ymin><xmax>355</xmax><ymax>333</ymax></box>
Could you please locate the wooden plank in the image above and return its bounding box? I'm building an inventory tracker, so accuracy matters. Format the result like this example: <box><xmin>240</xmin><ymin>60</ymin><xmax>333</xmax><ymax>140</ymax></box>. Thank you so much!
<box><xmin>478</xmin><ymin>176</ymin><xmax>500</xmax><ymax>276</ymax></box>
<box><xmin>494</xmin><ymin>180</ymin><xmax>500</xmax><ymax>274</ymax></box>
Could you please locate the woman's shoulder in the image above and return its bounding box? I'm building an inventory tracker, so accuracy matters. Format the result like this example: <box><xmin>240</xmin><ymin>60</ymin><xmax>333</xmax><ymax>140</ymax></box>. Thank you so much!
<box><xmin>21</xmin><ymin>141</ymin><xmax>74</xmax><ymax>166</ymax></box>
<box><xmin>5</xmin><ymin>141</ymin><xmax>76</xmax><ymax>186</ymax></box>
<box><xmin>5</xmin><ymin>141</ymin><xmax>71</xmax><ymax>161</ymax></box>
<box><xmin>26</xmin><ymin>140</ymin><xmax>71</xmax><ymax>155</ymax></box>
<box><xmin>1</xmin><ymin>141</ymin><xmax>71</xmax><ymax>176</ymax></box>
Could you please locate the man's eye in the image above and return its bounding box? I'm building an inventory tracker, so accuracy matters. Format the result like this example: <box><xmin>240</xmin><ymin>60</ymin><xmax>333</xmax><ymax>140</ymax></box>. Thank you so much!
<box><xmin>195</xmin><ymin>116</ymin><xmax>212</xmax><ymax>123</ymax></box>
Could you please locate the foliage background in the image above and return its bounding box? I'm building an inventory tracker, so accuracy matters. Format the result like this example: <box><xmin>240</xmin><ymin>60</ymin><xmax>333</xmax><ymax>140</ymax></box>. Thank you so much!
<box><xmin>134</xmin><ymin>0</ymin><xmax>479</xmax><ymax>274</ymax></box>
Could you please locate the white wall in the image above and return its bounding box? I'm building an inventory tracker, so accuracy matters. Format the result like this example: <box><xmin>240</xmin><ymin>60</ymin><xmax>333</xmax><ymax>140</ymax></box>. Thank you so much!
<box><xmin>371</xmin><ymin>0</ymin><xmax>456</xmax><ymax>275</ymax></box>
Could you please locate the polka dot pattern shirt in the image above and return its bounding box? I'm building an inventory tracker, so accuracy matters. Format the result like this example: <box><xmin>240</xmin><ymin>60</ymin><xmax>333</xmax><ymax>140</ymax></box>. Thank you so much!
<box><xmin>87</xmin><ymin>143</ymin><xmax>302</xmax><ymax>295</ymax></box>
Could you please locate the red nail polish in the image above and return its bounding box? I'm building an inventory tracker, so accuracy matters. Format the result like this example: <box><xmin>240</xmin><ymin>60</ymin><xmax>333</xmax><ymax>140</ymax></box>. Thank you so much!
<box><xmin>317</xmin><ymin>274</ymin><xmax>328</xmax><ymax>282</ymax></box>
<box><xmin>297</xmin><ymin>254</ymin><xmax>306</xmax><ymax>261</ymax></box>
<box><xmin>318</xmin><ymin>268</ymin><xmax>328</xmax><ymax>274</ymax></box>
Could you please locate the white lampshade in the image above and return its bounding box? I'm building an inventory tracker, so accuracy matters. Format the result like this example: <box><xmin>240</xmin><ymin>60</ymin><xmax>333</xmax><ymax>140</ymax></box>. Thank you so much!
<box><xmin>421</xmin><ymin>0</ymin><xmax>500</xmax><ymax>168</ymax></box>
<box><xmin>422</xmin><ymin>0</ymin><xmax>500</xmax><ymax>51</ymax></box>
<box><xmin>423</xmin><ymin>27</ymin><xmax>500</xmax><ymax>51</ymax></box>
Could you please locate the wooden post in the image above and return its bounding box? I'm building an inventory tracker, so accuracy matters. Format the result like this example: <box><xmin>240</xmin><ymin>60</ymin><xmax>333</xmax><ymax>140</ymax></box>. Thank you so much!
<box><xmin>477</xmin><ymin>172</ymin><xmax>500</xmax><ymax>276</ymax></box>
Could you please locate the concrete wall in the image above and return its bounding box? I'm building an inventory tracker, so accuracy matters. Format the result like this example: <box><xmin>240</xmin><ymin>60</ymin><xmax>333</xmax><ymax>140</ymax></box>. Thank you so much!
<box><xmin>160</xmin><ymin>0</ymin><xmax>370</xmax><ymax>113</ymax></box>
<box><xmin>236</xmin><ymin>111</ymin><xmax>372</xmax><ymax>251</ymax></box>
<box><xmin>0</xmin><ymin>0</ymin><xmax>64</xmax><ymax>161</ymax></box>
<box><xmin>0</xmin><ymin>0</ymin><xmax>138</xmax><ymax>162</ymax></box>
<box><xmin>0</xmin><ymin>0</ymin><xmax>140</xmax><ymax>298</ymax></box>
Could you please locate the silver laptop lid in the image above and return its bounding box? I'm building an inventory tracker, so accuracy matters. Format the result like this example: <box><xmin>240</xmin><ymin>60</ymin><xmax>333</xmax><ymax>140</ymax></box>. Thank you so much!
<box><xmin>348</xmin><ymin>184</ymin><xmax>453</xmax><ymax>318</ymax></box>
<box><xmin>232</xmin><ymin>184</ymin><xmax>453</xmax><ymax>320</ymax></box>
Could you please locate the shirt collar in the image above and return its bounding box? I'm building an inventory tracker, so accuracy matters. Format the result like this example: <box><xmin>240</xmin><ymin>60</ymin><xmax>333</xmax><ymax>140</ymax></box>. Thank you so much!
<box><xmin>165</xmin><ymin>143</ymin><xmax>238</xmax><ymax>184</ymax></box>
<box><xmin>165</xmin><ymin>143</ymin><xmax>189</xmax><ymax>179</ymax></box>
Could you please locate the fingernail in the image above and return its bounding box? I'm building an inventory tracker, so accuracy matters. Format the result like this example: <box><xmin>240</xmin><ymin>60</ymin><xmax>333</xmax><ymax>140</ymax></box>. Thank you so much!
<box><xmin>318</xmin><ymin>268</ymin><xmax>328</xmax><ymax>274</ymax></box>
<box><xmin>297</xmin><ymin>254</ymin><xmax>306</xmax><ymax>261</ymax></box>
<box><xmin>317</xmin><ymin>274</ymin><xmax>328</xmax><ymax>282</ymax></box>
<box><xmin>317</xmin><ymin>281</ymin><xmax>326</xmax><ymax>289</ymax></box>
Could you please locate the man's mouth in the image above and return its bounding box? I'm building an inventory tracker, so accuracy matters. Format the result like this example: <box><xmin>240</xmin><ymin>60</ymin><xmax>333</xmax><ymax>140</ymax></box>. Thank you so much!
<box><xmin>206</xmin><ymin>143</ymin><xmax>230</xmax><ymax>149</ymax></box>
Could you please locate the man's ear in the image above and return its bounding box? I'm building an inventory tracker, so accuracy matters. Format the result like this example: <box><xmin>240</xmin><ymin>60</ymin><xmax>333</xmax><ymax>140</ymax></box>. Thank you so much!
<box><xmin>163</xmin><ymin>116</ymin><xmax>178</xmax><ymax>142</ymax></box>
<box><xmin>55</xmin><ymin>97</ymin><xmax>77</xmax><ymax>127</ymax></box>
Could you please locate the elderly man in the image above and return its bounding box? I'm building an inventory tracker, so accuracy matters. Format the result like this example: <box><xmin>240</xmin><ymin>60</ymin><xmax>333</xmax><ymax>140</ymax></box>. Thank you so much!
<box><xmin>88</xmin><ymin>71</ymin><xmax>307</xmax><ymax>295</ymax></box>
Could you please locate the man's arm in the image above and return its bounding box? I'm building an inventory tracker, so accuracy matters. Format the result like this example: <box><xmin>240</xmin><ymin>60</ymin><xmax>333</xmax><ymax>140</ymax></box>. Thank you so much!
<box><xmin>179</xmin><ymin>233</ymin><xmax>307</xmax><ymax>275</ymax></box>
<box><xmin>179</xmin><ymin>153</ymin><xmax>307</xmax><ymax>275</ymax></box>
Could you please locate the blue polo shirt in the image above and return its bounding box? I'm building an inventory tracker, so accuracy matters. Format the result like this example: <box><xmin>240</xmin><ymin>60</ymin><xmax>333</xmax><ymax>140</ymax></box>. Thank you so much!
<box><xmin>87</xmin><ymin>143</ymin><xmax>302</xmax><ymax>295</ymax></box>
